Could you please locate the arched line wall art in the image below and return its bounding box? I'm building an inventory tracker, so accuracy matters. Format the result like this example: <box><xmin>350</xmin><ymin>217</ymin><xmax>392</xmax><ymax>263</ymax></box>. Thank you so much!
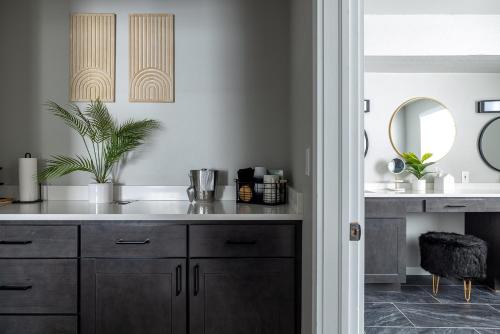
<box><xmin>129</xmin><ymin>14</ymin><xmax>175</xmax><ymax>103</ymax></box>
<box><xmin>70</xmin><ymin>14</ymin><xmax>116</xmax><ymax>102</ymax></box>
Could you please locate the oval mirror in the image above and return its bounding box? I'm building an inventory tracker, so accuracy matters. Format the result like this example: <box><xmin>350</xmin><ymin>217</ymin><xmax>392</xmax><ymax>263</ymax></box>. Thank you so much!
<box><xmin>364</xmin><ymin>131</ymin><xmax>369</xmax><ymax>158</ymax></box>
<box><xmin>479</xmin><ymin>117</ymin><xmax>500</xmax><ymax>171</ymax></box>
<box><xmin>387</xmin><ymin>158</ymin><xmax>405</xmax><ymax>174</ymax></box>
<box><xmin>389</xmin><ymin>98</ymin><xmax>456</xmax><ymax>162</ymax></box>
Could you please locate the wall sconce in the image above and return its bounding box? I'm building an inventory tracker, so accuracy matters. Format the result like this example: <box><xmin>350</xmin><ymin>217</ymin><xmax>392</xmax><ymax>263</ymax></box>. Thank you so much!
<box><xmin>478</xmin><ymin>100</ymin><xmax>500</xmax><ymax>113</ymax></box>
<box><xmin>364</xmin><ymin>100</ymin><xmax>370</xmax><ymax>113</ymax></box>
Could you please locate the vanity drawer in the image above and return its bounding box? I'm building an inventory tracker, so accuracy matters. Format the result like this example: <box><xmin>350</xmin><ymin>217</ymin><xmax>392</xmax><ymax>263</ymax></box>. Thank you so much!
<box><xmin>425</xmin><ymin>198</ymin><xmax>497</xmax><ymax>212</ymax></box>
<box><xmin>0</xmin><ymin>316</ymin><xmax>77</xmax><ymax>334</ymax></box>
<box><xmin>82</xmin><ymin>224</ymin><xmax>187</xmax><ymax>258</ymax></box>
<box><xmin>365</xmin><ymin>199</ymin><xmax>406</xmax><ymax>218</ymax></box>
<box><xmin>0</xmin><ymin>259</ymin><xmax>77</xmax><ymax>314</ymax></box>
<box><xmin>189</xmin><ymin>225</ymin><xmax>296</xmax><ymax>257</ymax></box>
<box><xmin>0</xmin><ymin>226</ymin><xmax>77</xmax><ymax>258</ymax></box>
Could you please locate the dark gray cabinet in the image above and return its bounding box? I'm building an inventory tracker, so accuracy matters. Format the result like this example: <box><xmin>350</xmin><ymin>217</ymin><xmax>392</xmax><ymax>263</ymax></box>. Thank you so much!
<box><xmin>0</xmin><ymin>316</ymin><xmax>77</xmax><ymax>334</ymax></box>
<box><xmin>81</xmin><ymin>259</ymin><xmax>186</xmax><ymax>334</ymax></box>
<box><xmin>0</xmin><ymin>221</ymin><xmax>300</xmax><ymax>334</ymax></box>
<box><xmin>189</xmin><ymin>225</ymin><xmax>295</xmax><ymax>257</ymax></box>
<box><xmin>0</xmin><ymin>259</ymin><xmax>77</xmax><ymax>314</ymax></box>
<box><xmin>365</xmin><ymin>218</ymin><xmax>406</xmax><ymax>284</ymax></box>
<box><xmin>190</xmin><ymin>259</ymin><xmax>296</xmax><ymax>334</ymax></box>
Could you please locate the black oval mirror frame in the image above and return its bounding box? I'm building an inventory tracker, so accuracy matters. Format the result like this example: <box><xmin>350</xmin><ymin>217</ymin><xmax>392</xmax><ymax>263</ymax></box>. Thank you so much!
<box><xmin>364</xmin><ymin>130</ymin><xmax>369</xmax><ymax>158</ymax></box>
<box><xmin>478</xmin><ymin>116</ymin><xmax>500</xmax><ymax>172</ymax></box>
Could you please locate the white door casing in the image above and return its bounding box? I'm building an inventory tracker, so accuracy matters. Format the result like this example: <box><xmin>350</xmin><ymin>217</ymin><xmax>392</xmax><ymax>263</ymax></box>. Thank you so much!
<box><xmin>313</xmin><ymin>0</ymin><xmax>363</xmax><ymax>332</ymax></box>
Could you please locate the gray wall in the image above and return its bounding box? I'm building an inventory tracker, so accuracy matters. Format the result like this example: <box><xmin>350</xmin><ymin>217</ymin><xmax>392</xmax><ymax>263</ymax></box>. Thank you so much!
<box><xmin>0</xmin><ymin>0</ymin><xmax>291</xmax><ymax>186</ymax></box>
<box><xmin>290</xmin><ymin>0</ymin><xmax>313</xmax><ymax>332</ymax></box>
<box><xmin>365</xmin><ymin>72</ymin><xmax>500</xmax><ymax>183</ymax></box>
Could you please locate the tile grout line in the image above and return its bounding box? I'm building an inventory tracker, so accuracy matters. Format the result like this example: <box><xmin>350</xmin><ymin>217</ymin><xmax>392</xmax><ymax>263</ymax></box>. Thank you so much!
<box><xmin>417</xmin><ymin>285</ymin><xmax>442</xmax><ymax>304</ymax></box>
<box><xmin>392</xmin><ymin>302</ymin><xmax>417</xmax><ymax>328</ymax></box>
<box><xmin>487</xmin><ymin>304</ymin><xmax>500</xmax><ymax>314</ymax></box>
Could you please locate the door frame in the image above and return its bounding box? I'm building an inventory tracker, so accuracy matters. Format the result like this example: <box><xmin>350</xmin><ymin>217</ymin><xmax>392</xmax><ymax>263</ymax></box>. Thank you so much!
<box><xmin>313</xmin><ymin>0</ymin><xmax>364</xmax><ymax>332</ymax></box>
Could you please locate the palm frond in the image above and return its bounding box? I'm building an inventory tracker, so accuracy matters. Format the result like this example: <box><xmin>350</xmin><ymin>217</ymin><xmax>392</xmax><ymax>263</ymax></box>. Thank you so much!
<box><xmin>85</xmin><ymin>99</ymin><xmax>116</xmax><ymax>143</ymax></box>
<box><xmin>38</xmin><ymin>155</ymin><xmax>95</xmax><ymax>181</ymax></box>
<box><xmin>117</xmin><ymin>119</ymin><xmax>160</xmax><ymax>140</ymax></box>
<box><xmin>40</xmin><ymin>100</ymin><xmax>160</xmax><ymax>184</ymax></box>
<box><xmin>46</xmin><ymin>101</ymin><xmax>90</xmax><ymax>137</ymax></box>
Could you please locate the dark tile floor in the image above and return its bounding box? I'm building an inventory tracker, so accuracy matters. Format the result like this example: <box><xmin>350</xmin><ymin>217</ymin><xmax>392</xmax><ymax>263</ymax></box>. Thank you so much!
<box><xmin>365</xmin><ymin>276</ymin><xmax>500</xmax><ymax>333</ymax></box>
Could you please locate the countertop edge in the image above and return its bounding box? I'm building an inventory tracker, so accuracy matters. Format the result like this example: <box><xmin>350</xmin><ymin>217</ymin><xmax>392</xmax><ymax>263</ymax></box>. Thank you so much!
<box><xmin>0</xmin><ymin>214</ymin><xmax>304</xmax><ymax>221</ymax></box>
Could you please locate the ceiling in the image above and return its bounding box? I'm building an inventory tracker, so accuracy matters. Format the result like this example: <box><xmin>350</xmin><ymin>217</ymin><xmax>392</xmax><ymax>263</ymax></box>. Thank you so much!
<box><xmin>365</xmin><ymin>0</ymin><xmax>500</xmax><ymax>15</ymax></box>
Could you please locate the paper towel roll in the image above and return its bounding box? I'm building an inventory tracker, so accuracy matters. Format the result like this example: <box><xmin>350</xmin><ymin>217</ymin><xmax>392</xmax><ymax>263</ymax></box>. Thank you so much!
<box><xmin>18</xmin><ymin>153</ymin><xmax>39</xmax><ymax>202</ymax></box>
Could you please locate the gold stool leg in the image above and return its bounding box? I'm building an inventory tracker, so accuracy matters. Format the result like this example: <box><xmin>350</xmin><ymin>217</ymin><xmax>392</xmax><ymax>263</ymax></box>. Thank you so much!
<box><xmin>463</xmin><ymin>279</ymin><xmax>472</xmax><ymax>303</ymax></box>
<box><xmin>432</xmin><ymin>275</ymin><xmax>440</xmax><ymax>295</ymax></box>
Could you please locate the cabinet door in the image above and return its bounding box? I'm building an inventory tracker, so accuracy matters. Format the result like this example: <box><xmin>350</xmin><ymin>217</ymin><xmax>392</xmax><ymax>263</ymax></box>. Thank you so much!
<box><xmin>81</xmin><ymin>259</ymin><xmax>186</xmax><ymax>334</ymax></box>
<box><xmin>190</xmin><ymin>259</ymin><xmax>295</xmax><ymax>334</ymax></box>
<box><xmin>365</xmin><ymin>218</ymin><xmax>406</xmax><ymax>284</ymax></box>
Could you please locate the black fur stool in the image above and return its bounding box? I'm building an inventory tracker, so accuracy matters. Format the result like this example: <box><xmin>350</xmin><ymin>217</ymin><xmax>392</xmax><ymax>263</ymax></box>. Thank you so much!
<box><xmin>419</xmin><ymin>232</ymin><xmax>487</xmax><ymax>302</ymax></box>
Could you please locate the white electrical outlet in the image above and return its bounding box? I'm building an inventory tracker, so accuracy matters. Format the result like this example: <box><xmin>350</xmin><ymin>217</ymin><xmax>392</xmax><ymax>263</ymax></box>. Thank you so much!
<box><xmin>305</xmin><ymin>148</ymin><xmax>311</xmax><ymax>177</ymax></box>
<box><xmin>461</xmin><ymin>171</ymin><xmax>470</xmax><ymax>183</ymax></box>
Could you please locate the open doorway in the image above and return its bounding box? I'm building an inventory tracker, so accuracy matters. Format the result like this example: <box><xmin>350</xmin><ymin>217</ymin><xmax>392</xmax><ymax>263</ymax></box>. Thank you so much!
<box><xmin>363</xmin><ymin>0</ymin><xmax>500</xmax><ymax>332</ymax></box>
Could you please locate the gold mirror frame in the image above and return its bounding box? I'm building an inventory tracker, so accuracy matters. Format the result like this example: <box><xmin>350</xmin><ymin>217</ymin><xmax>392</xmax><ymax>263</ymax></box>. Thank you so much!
<box><xmin>388</xmin><ymin>97</ymin><xmax>456</xmax><ymax>162</ymax></box>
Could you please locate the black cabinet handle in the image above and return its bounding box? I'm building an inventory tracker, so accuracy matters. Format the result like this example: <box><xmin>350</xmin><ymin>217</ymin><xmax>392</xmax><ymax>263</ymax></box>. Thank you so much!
<box><xmin>194</xmin><ymin>264</ymin><xmax>200</xmax><ymax>296</ymax></box>
<box><xmin>445</xmin><ymin>205</ymin><xmax>467</xmax><ymax>208</ymax></box>
<box><xmin>176</xmin><ymin>265</ymin><xmax>182</xmax><ymax>296</ymax></box>
<box><xmin>115</xmin><ymin>239</ymin><xmax>150</xmax><ymax>245</ymax></box>
<box><xmin>0</xmin><ymin>285</ymin><xmax>32</xmax><ymax>291</ymax></box>
<box><xmin>225</xmin><ymin>240</ymin><xmax>257</xmax><ymax>245</ymax></box>
<box><xmin>0</xmin><ymin>241</ymin><xmax>32</xmax><ymax>245</ymax></box>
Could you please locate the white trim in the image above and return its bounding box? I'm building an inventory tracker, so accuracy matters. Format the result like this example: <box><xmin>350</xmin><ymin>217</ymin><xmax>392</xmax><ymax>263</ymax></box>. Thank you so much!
<box><xmin>341</xmin><ymin>0</ymin><xmax>365</xmax><ymax>332</ymax></box>
<box><xmin>315</xmin><ymin>0</ymin><xmax>363</xmax><ymax>332</ymax></box>
<box><xmin>407</xmin><ymin>267</ymin><xmax>430</xmax><ymax>276</ymax></box>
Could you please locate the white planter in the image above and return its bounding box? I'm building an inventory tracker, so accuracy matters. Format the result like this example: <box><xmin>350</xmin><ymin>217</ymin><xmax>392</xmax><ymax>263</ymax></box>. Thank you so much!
<box><xmin>88</xmin><ymin>183</ymin><xmax>114</xmax><ymax>203</ymax></box>
<box><xmin>412</xmin><ymin>179</ymin><xmax>426</xmax><ymax>192</ymax></box>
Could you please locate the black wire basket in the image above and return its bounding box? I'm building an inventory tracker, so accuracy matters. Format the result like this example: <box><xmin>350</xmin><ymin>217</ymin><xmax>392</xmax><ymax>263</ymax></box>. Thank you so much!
<box><xmin>235</xmin><ymin>179</ymin><xmax>287</xmax><ymax>205</ymax></box>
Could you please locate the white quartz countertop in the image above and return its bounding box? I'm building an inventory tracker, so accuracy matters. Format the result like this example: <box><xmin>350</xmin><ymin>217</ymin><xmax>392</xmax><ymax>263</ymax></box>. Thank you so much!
<box><xmin>0</xmin><ymin>201</ymin><xmax>302</xmax><ymax>221</ymax></box>
<box><xmin>365</xmin><ymin>183</ymin><xmax>500</xmax><ymax>198</ymax></box>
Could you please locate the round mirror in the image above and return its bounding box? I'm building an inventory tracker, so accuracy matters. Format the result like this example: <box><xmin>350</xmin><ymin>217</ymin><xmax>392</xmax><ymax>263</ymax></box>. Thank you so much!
<box><xmin>364</xmin><ymin>131</ymin><xmax>369</xmax><ymax>158</ymax></box>
<box><xmin>479</xmin><ymin>117</ymin><xmax>500</xmax><ymax>171</ymax></box>
<box><xmin>387</xmin><ymin>158</ymin><xmax>406</xmax><ymax>174</ymax></box>
<box><xmin>389</xmin><ymin>98</ymin><xmax>456</xmax><ymax>162</ymax></box>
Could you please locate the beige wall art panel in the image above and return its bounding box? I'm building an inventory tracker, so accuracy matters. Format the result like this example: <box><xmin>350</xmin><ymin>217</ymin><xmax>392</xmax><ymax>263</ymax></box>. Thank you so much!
<box><xmin>70</xmin><ymin>14</ymin><xmax>116</xmax><ymax>102</ymax></box>
<box><xmin>129</xmin><ymin>14</ymin><xmax>174</xmax><ymax>103</ymax></box>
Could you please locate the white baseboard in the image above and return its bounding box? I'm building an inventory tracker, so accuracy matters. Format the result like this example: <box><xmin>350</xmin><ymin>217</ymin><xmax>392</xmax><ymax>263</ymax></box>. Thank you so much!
<box><xmin>406</xmin><ymin>267</ymin><xmax>430</xmax><ymax>276</ymax></box>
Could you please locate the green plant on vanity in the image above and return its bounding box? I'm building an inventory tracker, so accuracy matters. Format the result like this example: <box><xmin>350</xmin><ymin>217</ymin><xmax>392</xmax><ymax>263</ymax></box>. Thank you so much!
<box><xmin>38</xmin><ymin>99</ymin><xmax>159</xmax><ymax>202</ymax></box>
<box><xmin>401</xmin><ymin>152</ymin><xmax>435</xmax><ymax>179</ymax></box>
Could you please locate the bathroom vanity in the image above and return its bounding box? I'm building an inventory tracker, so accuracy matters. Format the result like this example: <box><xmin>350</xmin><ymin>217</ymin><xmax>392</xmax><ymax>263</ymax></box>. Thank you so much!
<box><xmin>364</xmin><ymin>93</ymin><xmax>500</xmax><ymax>292</ymax></box>
<box><xmin>0</xmin><ymin>202</ymin><xmax>302</xmax><ymax>334</ymax></box>
<box><xmin>365</xmin><ymin>190</ymin><xmax>500</xmax><ymax>291</ymax></box>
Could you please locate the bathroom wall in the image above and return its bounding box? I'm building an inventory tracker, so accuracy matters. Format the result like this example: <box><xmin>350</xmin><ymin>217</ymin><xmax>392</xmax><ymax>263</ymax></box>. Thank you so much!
<box><xmin>0</xmin><ymin>0</ymin><xmax>292</xmax><ymax>186</ymax></box>
<box><xmin>365</xmin><ymin>72</ymin><xmax>500</xmax><ymax>183</ymax></box>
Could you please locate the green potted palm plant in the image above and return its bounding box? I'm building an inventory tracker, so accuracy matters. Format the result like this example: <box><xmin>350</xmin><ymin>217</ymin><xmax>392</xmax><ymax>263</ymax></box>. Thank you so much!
<box><xmin>38</xmin><ymin>100</ymin><xmax>160</xmax><ymax>203</ymax></box>
<box><xmin>401</xmin><ymin>152</ymin><xmax>435</xmax><ymax>192</ymax></box>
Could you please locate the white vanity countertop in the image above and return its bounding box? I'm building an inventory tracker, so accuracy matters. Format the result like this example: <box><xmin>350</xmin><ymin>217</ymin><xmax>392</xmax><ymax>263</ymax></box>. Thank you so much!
<box><xmin>365</xmin><ymin>183</ymin><xmax>500</xmax><ymax>198</ymax></box>
<box><xmin>0</xmin><ymin>201</ymin><xmax>302</xmax><ymax>221</ymax></box>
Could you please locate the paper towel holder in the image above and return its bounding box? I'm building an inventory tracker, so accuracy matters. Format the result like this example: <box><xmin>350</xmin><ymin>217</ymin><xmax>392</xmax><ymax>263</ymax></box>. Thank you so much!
<box><xmin>13</xmin><ymin>152</ymin><xmax>43</xmax><ymax>204</ymax></box>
